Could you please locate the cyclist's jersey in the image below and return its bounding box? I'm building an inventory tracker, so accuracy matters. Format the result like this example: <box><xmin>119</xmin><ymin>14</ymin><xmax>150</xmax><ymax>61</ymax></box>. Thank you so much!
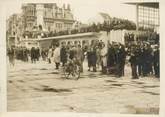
<box><xmin>69</xmin><ymin>47</ymin><xmax>77</xmax><ymax>60</ymax></box>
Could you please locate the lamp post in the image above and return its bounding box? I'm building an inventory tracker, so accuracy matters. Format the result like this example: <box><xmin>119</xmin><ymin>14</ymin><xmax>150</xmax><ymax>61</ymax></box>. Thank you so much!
<box><xmin>135</xmin><ymin>3</ymin><xmax>139</xmax><ymax>43</ymax></box>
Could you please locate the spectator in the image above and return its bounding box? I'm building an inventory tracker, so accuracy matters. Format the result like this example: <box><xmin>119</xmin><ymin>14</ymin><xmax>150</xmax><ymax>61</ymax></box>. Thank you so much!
<box><xmin>53</xmin><ymin>43</ymin><xmax>61</xmax><ymax>70</ymax></box>
<box><xmin>129</xmin><ymin>45</ymin><xmax>138</xmax><ymax>79</ymax></box>
<box><xmin>31</xmin><ymin>47</ymin><xmax>36</xmax><ymax>63</ymax></box>
<box><xmin>60</xmin><ymin>43</ymin><xmax>68</xmax><ymax>66</ymax></box>
<box><xmin>100</xmin><ymin>43</ymin><xmax>107</xmax><ymax>74</ymax></box>
<box><xmin>47</xmin><ymin>47</ymin><xmax>53</xmax><ymax>63</ymax></box>
<box><xmin>8</xmin><ymin>46</ymin><xmax>15</xmax><ymax>66</ymax></box>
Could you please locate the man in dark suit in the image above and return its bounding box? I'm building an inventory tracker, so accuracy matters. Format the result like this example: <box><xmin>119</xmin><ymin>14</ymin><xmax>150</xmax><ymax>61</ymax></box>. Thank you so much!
<box><xmin>107</xmin><ymin>44</ymin><xmax>116</xmax><ymax>74</ymax></box>
<box><xmin>129</xmin><ymin>45</ymin><xmax>138</xmax><ymax>79</ymax></box>
<box><xmin>153</xmin><ymin>45</ymin><xmax>159</xmax><ymax>78</ymax></box>
<box><xmin>136</xmin><ymin>44</ymin><xmax>143</xmax><ymax>77</ymax></box>
<box><xmin>35</xmin><ymin>47</ymin><xmax>40</xmax><ymax>61</ymax></box>
<box><xmin>60</xmin><ymin>43</ymin><xmax>68</xmax><ymax>66</ymax></box>
<box><xmin>31</xmin><ymin>47</ymin><xmax>36</xmax><ymax>63</ymax></box>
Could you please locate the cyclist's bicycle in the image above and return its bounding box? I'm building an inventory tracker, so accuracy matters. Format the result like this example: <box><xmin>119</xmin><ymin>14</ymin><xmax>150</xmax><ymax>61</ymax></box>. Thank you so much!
<box><xmin>62</xmin><ymin>58</ymin><xmax>80</xmax><ymax>80</ymax></box>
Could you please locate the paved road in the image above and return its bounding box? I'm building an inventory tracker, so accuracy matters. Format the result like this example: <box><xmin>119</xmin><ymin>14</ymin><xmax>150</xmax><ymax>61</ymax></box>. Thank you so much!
<box><xmin>7</xmin><ymin>60</ymin><xmax>160</xmax><ymax>114</ymax></box>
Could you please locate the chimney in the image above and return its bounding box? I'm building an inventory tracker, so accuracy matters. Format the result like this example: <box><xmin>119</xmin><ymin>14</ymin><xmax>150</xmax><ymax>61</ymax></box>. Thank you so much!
<box><xmin>67</xmin><ymin>4</ymin><xmax>70</xmax><ymax>10</ymax></box>
<box><xmin>62</xmin><ymin>4</ymin><xmax>65</xmax><ymax>18</ymax></box>
<box><xmin>63</xmin><ymin>4</ymin><xmax>65</xmax><ymax>9</ymax></box>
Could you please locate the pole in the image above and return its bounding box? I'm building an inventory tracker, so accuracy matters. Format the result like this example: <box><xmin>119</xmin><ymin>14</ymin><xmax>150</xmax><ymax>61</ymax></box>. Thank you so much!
<box><xmin>135</xmin><ymin>3</ymin><xmax>139</xmax><ymax>43</ymax></box>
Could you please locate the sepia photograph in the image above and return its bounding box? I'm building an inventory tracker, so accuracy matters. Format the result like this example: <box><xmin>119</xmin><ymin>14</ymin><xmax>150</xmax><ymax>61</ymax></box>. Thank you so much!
<box><xmin>4</xmin><ymin>0</ymin><xmax>160</xmax><ymax>114</ymax></box>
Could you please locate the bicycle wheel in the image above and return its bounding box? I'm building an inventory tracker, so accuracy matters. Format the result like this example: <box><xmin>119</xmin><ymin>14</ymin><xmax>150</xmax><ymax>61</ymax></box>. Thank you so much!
<box><xmin>72</xmin><ymin>65</ymin><xmax>80</xmax><ymax>80</ymax></box>
<box><xmin>63</xmin><ymin>65</ymin><xmax>70</xmax><ymax>79</ymax></box>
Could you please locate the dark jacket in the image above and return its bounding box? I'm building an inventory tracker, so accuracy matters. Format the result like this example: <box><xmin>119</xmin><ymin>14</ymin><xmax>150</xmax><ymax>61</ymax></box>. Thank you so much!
<box><xmin>60</xmin><ymin>47</ymin><xmax>67</xmax><ymax>62</ymax></box>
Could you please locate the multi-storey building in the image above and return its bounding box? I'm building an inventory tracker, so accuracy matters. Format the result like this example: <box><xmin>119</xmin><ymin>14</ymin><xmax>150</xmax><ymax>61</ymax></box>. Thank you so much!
<box><xmin>6</xmin><ymin>3</ymin><xmax>75</xmax><ymax>47</ymax></box>
<box><xmin>126</xmin><ymin>1</ymin><xmax>159</xmax><ymax>32</ymax></box>
<box><xmin>125</xmin><ymin>1</ymin><xmax>159</xmax><ymax>44</ymax></box>
<box><xmin>21</xmin><ymin>3</ymin><xmax>75</xmax><ymax>32</ymax></box>
<box><xmin>6</xmin><ymin>14</ymin><xmax>24</xmax><ymax>47</ymax></box>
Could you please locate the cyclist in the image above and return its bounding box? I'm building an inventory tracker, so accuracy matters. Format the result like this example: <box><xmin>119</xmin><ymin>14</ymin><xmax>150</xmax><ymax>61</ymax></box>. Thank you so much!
<box><xmin>68</xmin><ymin>44</ymin><xmax>83</xmax><ymax>69</ymax></box>
<box><xmin>75</xmin><ymin>44</ymin><xmax>84</xmax><ymax>72</ymax></box>
<box><xmin>63</xmin><ymin>44</ymin><xmax>83</xmax><ymax>79</ymax></box>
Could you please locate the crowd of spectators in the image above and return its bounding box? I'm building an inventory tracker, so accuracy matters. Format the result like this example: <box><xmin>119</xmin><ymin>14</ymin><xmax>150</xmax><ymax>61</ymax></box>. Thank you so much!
<box><xmin>7</xmin><ymin>38</ymin><xmax>160</xmax><ymax>79</ymax></box>
<box><xmin>23</xmin><ymin>18</ymin><xmax>138</xmax><ymax>39</ymax></box>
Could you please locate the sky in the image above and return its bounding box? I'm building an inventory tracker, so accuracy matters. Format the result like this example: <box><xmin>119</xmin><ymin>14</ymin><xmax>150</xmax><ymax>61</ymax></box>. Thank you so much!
<box><xmin>3</xmin><ymin>0</ymin><xmax>136</xmax><ymax>23</ymax></box>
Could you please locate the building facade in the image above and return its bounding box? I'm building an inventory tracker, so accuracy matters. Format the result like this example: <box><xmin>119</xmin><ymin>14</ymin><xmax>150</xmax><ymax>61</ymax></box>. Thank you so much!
<box><xmin>126</xmin><ymin>2</ymin><xmax>159</xmax><ymax>32</ymax></box>
<box><xmin>137</xmin><ymin>3</ymin><xmax>159</xmax><ymax>32</ymax></box>
<box><xmin>6</xmin><ymin>3</ymin><xmax>75</xmax><ymax>47</ymax></box>
<box><xmin>21</xmin><ymin>3</ymin><xmax>75</xmax><ymax>32</ymax></box>
<box><xmin>125</xmin><ymin>1</ymin><xmax>159</xmax><ymax>44</ymax></box>
<box><xmin>6</xmin><ymin>14</ymin><xmax>24</xmax><ymax>47</ymax></box>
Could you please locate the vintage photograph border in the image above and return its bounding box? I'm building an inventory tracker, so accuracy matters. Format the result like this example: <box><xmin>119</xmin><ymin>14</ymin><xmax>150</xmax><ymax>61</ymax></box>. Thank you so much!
<box><xmin>0</xmin><ymin>0</ymin><xmax>165</xmax><ymax>117</ymax></box>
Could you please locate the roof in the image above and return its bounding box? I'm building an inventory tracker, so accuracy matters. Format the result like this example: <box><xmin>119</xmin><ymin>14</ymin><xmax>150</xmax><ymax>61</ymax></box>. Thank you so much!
<box><xmin>125</xmin><ymin>2</ymin><xmax>159</xmax><ymax>8</ymax></box>
<box><xmin>22</xmin><ymin>32</ymin><xmax>100</xmax><ymax>41</ymax></box>
<box><xmin>99</xmin><ymin>12</ymin><xmax>111</xmax><ymax>21</ymax></box>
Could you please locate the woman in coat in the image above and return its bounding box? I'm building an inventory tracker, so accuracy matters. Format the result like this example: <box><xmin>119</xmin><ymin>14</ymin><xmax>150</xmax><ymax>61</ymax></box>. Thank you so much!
<box><xmin>53</xmin><ymin>44</ymin><xmax>61</xmax><ymax>69</ymax></box>
<box><xmin>47</xmin><ymin>47</ymin><xmax>53</xmax><ymax>63</ymax></box>
<box><xmin>100</xmin><ymin>43</ymin><xmax>108</xmax><ymax>74</ymax></box>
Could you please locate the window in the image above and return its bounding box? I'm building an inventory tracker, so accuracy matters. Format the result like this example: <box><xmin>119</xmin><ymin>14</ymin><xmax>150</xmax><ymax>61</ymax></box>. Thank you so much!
<box><xmin>138</xmin><ymin>6</ymin><xmax>159</xmax><ymax>28</ymax></box>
